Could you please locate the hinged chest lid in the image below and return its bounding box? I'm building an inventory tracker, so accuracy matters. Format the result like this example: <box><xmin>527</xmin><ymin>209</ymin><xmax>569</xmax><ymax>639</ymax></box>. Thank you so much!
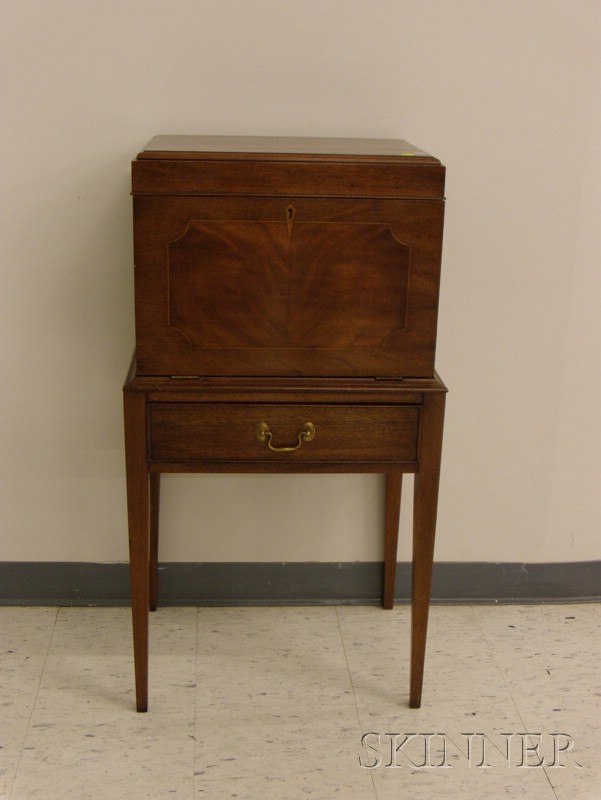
<box><xmin>132</xmin><ymin>135</ymin><xmax>445</xmax><ymax>199</ymax></box>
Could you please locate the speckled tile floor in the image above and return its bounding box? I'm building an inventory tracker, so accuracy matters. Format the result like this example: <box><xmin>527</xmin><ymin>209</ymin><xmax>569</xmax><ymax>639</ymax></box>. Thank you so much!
<box><xmin>1</xmin><ymin>603</ymin><xmax>599</xmax><ymax>799</ymax></box>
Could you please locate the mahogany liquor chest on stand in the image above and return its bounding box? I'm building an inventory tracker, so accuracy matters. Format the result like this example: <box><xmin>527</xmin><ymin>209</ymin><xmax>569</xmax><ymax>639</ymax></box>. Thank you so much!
<box><xmin>123</xmin><ymin>135</ymin><xmax>447</xmax><ymax>712</ymax></box>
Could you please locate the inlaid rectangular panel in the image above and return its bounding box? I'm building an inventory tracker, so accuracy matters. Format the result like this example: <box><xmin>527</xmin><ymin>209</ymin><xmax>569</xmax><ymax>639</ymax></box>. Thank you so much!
<box><xmin>166</xmin><ymin>217</ymin><xmax>409</xmax><ymax>351</ymax></box>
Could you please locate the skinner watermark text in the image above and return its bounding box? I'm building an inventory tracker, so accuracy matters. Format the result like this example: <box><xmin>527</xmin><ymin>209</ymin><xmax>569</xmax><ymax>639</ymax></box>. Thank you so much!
<box><xmin>359</xmin><ymin>731</ymin><xmax>582</xmax><ymax>770</ymax></box>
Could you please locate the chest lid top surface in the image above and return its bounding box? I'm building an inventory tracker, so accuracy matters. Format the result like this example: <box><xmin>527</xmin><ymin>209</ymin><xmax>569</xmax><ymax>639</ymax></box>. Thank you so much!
<box><xmin>138</xmin><ymin>135</ymin><xmax>436</xmax><ymax>160</ymax></box>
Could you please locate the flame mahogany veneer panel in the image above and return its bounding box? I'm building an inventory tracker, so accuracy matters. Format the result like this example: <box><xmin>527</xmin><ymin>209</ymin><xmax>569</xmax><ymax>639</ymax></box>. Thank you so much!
<box><xmin>167</xmin><ymin>219</ymin><xmax>409</xmax><ymax>350</ymax></box>
<box><xmin>133</xmin><ymin>195</ymin><xmax>443</xmax><ymax>378</ymax></box>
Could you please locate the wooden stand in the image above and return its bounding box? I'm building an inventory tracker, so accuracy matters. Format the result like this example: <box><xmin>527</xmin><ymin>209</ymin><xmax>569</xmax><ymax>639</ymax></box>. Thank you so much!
<box><xmin>124</xmin><ymin>368</ymin><xmax>446</xmax><ymax>712</ymax></box>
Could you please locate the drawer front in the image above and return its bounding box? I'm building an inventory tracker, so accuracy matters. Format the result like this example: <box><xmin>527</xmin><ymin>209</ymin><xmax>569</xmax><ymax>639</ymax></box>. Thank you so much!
<box><xmin>148</xmin><ymin>404</ymin><xmax>420</xmax><ymax>464</ymax></box>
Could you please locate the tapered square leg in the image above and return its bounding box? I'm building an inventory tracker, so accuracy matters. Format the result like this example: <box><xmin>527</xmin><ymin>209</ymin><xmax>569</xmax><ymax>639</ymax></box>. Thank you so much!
<box><xmin>149</xmin><ymin>472</ymin><xmax>160</xmax><ymax>613</ymax></box>
<box><xmin>124</xmin><ymin>389</ymin><xmax>150</xmax><ymax>712</ymax></box>
<box><xmin>410</xmin><ymin>390</ymin><xmax>446</xmax><ymax>708</ymax></box>
<box><xmin>383</xmin><ymin>472</ymin><xmax>402</xmax><ymax>609</ymax></box>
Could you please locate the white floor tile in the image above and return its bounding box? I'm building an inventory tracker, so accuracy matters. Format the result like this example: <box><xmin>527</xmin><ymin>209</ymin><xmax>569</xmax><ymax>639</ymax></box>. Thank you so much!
<box><xmin>0</xmin><ymin>608</ymin><xmax>57</xmax><ymax>799</ymax></box>
<box><xmin>1</xmin><ymin>602</ymin><xmax>599</xmax><ymax>799</ymax></box>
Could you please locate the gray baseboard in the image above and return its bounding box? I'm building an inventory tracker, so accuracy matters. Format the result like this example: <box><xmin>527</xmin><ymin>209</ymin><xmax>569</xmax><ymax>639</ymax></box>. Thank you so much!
<box><xmin>0</xmin><ymin>561</ymin><xmax>599</xmax><ymax>606</ymax></box>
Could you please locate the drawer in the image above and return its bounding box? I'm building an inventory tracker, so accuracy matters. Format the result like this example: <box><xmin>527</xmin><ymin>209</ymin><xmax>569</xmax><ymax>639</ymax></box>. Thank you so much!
<box><xmin>148</xmin><ymin>403</ymin><xmax>420</xmax><ymax>464</ymax></box>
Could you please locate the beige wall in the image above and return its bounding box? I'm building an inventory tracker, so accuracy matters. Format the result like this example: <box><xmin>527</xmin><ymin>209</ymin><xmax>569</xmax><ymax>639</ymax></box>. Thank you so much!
<box><xmin>1</xmin><ymin>0</ymin><xmax>599</xmax><ymax>564</ymax></box>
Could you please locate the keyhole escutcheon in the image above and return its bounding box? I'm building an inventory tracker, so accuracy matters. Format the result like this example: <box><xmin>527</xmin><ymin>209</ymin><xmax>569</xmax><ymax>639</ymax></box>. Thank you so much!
<box><xmin>286</xmin><ymin>204</ymin><xmax>295</xmax><ymax>236</ymax></box>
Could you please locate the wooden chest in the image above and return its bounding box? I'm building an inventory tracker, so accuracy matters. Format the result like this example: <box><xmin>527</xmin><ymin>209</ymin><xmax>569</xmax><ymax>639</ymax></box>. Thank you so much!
<box><xmin>131</xmin><ymin>135</ymin><xmax>445</xmax><ymax>378</ymax></box>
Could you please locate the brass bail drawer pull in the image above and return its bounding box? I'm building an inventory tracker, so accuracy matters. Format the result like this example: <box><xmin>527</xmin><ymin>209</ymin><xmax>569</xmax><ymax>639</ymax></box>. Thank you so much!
<box><xmin>256</xmin><ymin>421</ymin><xmax>316</xmax><ymax>452</ymax></box>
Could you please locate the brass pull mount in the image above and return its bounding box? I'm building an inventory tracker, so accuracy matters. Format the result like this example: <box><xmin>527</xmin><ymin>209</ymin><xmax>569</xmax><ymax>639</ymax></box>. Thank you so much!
<box><xmin>256</xmin><ymin>421</ymin><xmax>316</xmax><ymax>452</ymax></box>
